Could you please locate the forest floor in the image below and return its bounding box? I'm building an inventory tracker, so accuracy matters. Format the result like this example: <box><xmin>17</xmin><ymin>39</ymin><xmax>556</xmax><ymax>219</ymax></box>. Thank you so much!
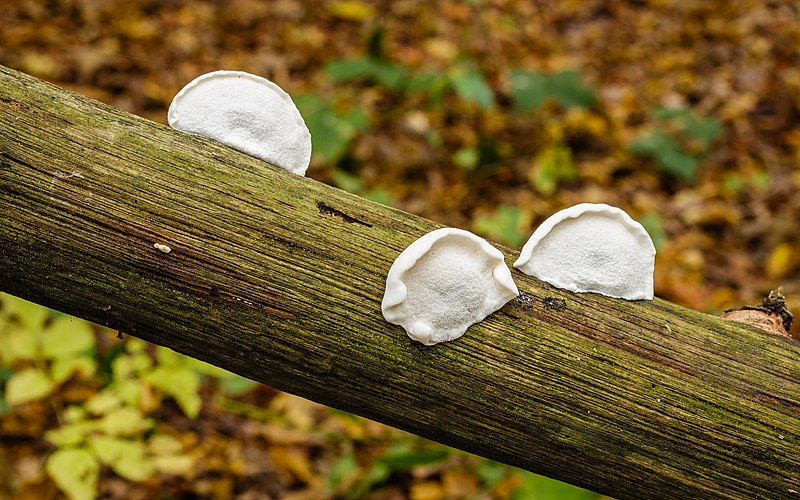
<box><xmin>1</xmin><ymin>0</ymin><xmax>798</xmax><ymax>498</ymax></box>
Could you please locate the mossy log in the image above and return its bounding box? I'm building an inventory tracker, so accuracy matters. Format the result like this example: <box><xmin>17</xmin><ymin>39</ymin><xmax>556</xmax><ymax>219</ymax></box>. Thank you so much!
<box><xmin>1</xmin><ymin>65</ymin><xmax>798</xmax><ymax>499</ymax></box>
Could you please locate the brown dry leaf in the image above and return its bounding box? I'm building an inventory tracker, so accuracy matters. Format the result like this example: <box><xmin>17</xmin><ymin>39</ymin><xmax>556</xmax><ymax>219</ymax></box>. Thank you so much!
<box><xmin>268</xmin><ymin>393</ymin><xmax>322</xmax><ymax>430</ymax></box>
<box><xmin>442</xmin><ymin>468</ymin><xmax>480</xmax><ymax>498</ymax></box>
<box><xmin>260</xmin><ymin>423</ymin><xmax>325</xmax><ymax>446</ymax></box>
<box><xmin>410</xmin><ymin>480</ymin><xmax>445</xmax><ymax>500</ymax></box>
<box><xmin>268</xmin><ymin>445</ymin><xmax>320</xmax><ymax>487</ymax></box>
<box><xmin>0</xmin><ymin>399</ymin><xmax>50</xmax><ymax>438</ymax></box>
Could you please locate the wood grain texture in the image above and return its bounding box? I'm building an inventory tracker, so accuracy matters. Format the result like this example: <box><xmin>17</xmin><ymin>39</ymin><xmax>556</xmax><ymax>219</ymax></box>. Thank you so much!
<box><xmin>1</xmin><ymin>65</ymin><xmax>798</xmax><ymax>499</ymax></box>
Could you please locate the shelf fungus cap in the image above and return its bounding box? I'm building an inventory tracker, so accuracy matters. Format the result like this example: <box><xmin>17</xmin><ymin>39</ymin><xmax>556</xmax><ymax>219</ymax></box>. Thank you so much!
<box><xmin>514</xmin><ymin>203</ymin><xmax>655</xmax><ymax>300</ymax></box>
<box><xmin>168</xmin><ymin>70</ymin><xmax>311</xmax><ymax>176</ymax></box>
<box><xmin>382</xmin><ymin>228</ymin><xmax>519</xmax><ymax>345</ymax></box>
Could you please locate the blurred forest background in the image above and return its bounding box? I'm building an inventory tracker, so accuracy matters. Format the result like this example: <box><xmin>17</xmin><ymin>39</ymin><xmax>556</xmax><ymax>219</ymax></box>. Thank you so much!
<box><xmin>1</xmin><ymin>0</ymin><xmax>799</xmax><ymax>498</ymax></box>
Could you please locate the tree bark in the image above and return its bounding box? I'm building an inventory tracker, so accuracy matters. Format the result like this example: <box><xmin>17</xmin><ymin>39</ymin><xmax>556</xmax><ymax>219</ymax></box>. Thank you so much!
<box><xmin>0</xmin><ymin>64</ymin><xmax>798</xmax><ymax>499</ymax></box>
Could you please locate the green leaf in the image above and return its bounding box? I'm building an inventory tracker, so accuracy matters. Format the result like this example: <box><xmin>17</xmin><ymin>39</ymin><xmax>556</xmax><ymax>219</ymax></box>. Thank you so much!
<box><xmin>684</xmin><ymin>116</ymin><xmax>724</xmax><ymax>146</ymax></box>
<box><xmin>530</xmin><ymin>144</ymin><xmax>576</xmax><ymax>195</ymax></box>
<box><xmin>0</xmin><ymin>293</ymin><xmax>50</xmax><ymax>331</ymax></box>
<box><xmin>96</xmin><ymin>407</ymin><xmax>153</xmax><ymax>436</ymax></box>
<box><xmin>185</xmin><ymin>356</ymin><xmax>233</xmax><ymax>378</ymax></box>
<box><xmin>722</xmin><ymin>173</ymin><xmax>746</xmax><ymax>193</ymax></box>
<box><xmin>379</xmin><ymin>446</ymin><xmax>450</xmax><ymax>470</ymax></box>
<box><xmin>46</xmin><ymin>421</ymin><xmax>96</xmax><ymax>447</ymax></box>
<box><xmin>638</xmin><ymin>213</ymin><xmax>668</xmax><ymax>251</ymax></box>
<box><xmin>330</xmin><ymin>170</ymin><xmax>392</xmax><ymax>205</ymax></box>
<box><xmin>3</xmin><ymin>326</ymin><xmax>39</xmax><ymax>363</ymax></box>
<box><xmin>372</xmin><ymin>61</ymin><xmax>408</xmax><ymax>90</ymax></box>
<box><xmin>63</xmin><ymin>404</ymin><xmax>88</xmax><ymax>423</ymax></box>
<box><xmin>125</xmin><ymin>338</ymin><xmax>147</xmax><ymax>353</ymax></box>
<box><xmin>450</xmin><ymin>68</ymin><xmax>494</xmax><ymax>108</ymax></box>
<box><xmin>172</xmin><ymin>382</ymin><xmax>202</xmax><ymax>419</ymax></box>
<box><xmin>651</xmin><ymin>107</ymin><xmax>724</xmax><ymax>150</ymax></box>
<box><xmin>326</xmin><ymin>451</ymin><xmax>359</xmax><ymax>493</ymax></box>
<box><xmin>325</xmin><ymin>58</ymin><xmax>377</xmax><ymax>82</ymax></box>
<box><xmin>113</xmin><ymin>379</ymin><xmax>142</xmax><ymax>407</ymax></box>
<box><xmin>294</xmin><ymin>95</ymin><xmax>346</xmax><ymax>162</ymax></box>
<box><xmin>346</xmin><ymin>463</ymin><xmax>390</xmax><ymax>500</ymax></box>
<box><xmin>51</xmin><ymin>357</ymin><xmax>97</xmax><ymax>384</ymax></box>
<box><xmin>652</xmin><ymin>106</ymin><xmax>692</xmax><ymax>121</ymax></box>
<box><xmin>751</xmin><ymin>170</ymin><xmax>771</xmax><ymax>189</ymax></box>
<box><xmin>155</xmin><ymin>346</ymin><xmax>182</xmax><ymax>367</ymax></box>
<box><xmin>629</xmin><ymin>130</ymin><xmax>671</xmax><ymax>156</ymax></box>
<box><xmin>630</xmin><ymin>130</ymin><xmax>698</xmax><ymax>182</ymax></box>
<box><xmin>46</xmin><ymin>448</ymin><xmax>99</xmax><ymax>500</ymax></box>
<box><xmin>656</xmin><ymin>144</ymin><xmax>698</xmax><ymax>182</ymax></box>
<box><xmin>363</xmin><ymin>188</ymin><xmax>393</xmax><ymax>206</ymax></box>
<box><xmin>219</xmin><ymin>375</ymin><xmax>258</xmax><ymax>396</ymax></box>
<box><xmin>5</xmin><ymin>367</ymin><xmax>55</xmax><ymax>405</ymax></box>
<box><xmin>41</xmin><ymin>316</ymin><xmax>95</xmax><ymax>360</ymax></box>
<box><xmin>294</xmin><ymin>94</ymin><xmax>369</xmax><ymax>165</ymax></box>
<box><xmin>473</xmin><ymin>204</ymin><xmax>529</xmax><ymax>247</ymax></box>
<box><xmin>89</xmin><ymin>435</ymin><xmax>155</xmax><ymax>482</ymax></box>
<box><xmin>85</xmin><ymin>388</ymin><xmax>123</xmax><ymax>416</ymax></box>
<box><xmin>453</xmin><ymin>147</ymin><xmax>480</xmax><ymax>170</ymax></box>
<box><xmin>510</xmin><ymin>70</ymin><xmax>549</xmax><ymax>112</ymax></box>
<box><xmin>111</xmin><ymin>351</ymin><xmax>151</xmax><ymax>380</ymax></box>
<box><xmin>476</xmin><ymin>459</ymin><xmax>509</xmax><ymax>487</ymax></box>
<box><xmin>0</xmin><ymin>366</ymin><xmax>11</xmax><ymax>384</ymax></box>
<box><xmin>342</xmin><ymin>105</ymin><xmax>370</xmax><ymax>132</ymax></box>
<box><xmin>511</xmin><ymin>471</ymin><xmax>600</xmax><ymax>500</ymax></box>
<box><xmin>145</xmin><ymin>366</ymin><xmax>202</xmax><ymax>419</ymax></box>
<box><xmin>407</xmin><ymin>72</ymin><xmax>452</xmax><ymax>103</ymax></box>
<box><xmin>331</xmin><ymin>170</ymin><xmax>364</xmax><ymax>193</ymax></box>
<box><xmin>325</xmin><ymin>58</ymin><xmax>407</xmax><ymax>91</ymax></box>
<box><xmin>549</xmin><ymin>70</ymin><xmax>597</xmax><ymax>108</ymax></box>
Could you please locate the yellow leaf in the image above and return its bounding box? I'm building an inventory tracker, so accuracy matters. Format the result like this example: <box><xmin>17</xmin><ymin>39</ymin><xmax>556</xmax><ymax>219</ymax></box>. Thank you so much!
<box><xmin>148</xmin><ymin>434</ymin><xmax>184</xmax><ymax>456</ymax></box>
<box><xmin>96</xmin><ymin>407</ymin><xmax>153</xmax><ymax>436</ymax></box>
<box><xmin>5</xmin><ymin>368</ymin><xmax>55</xmax><ymax>405</ymax></box>
<box><xmin>89</xmin><ymin>435</ymin><xmax>155</xmax><ymax>482</ymax></box>
<box><xmin>85</xmin><ymin>389</ymin><xmax>123</xmax><ymax>416</ymax></box>
<box><xmin>1</xmin><ymin>293</ymin><xmax>49</xmax><ymax>331</ymax></box>
<box><xmin>46</xmin><ymin>448</ymin><xmax>99</xmax><ymax>500</ymax></box>
<box><xmin>153</xmin><ymin>454</ymin><xmax>194</xmax><ymax>476</ymax></box>
<box><xmin>3</xmin><ymin>326</ymin><xmax>38</xmax><ymax>363</ymax></box>
<box><xmin>46</xmin><ymin>421</ymin><xmax>95</xmax><ymax>447</ymax></box>
<box><xmin>51</xmin><ymin>357</ymin><xmax>97</xmax><ymax>384</ymax></box>
<box><xmin>328</xmin><ymin>1</ymin><xmax>375</xmax><ymax>21</ymax></box>
<box><xmin>41</xmin><ymin>316</ymin><xmax>95</xmax><ymax>360</ymax></box>
<box><xmin>767</xmin><ymin>243</ymin><xmax>793</xmax><ymax>279</ymax></box>
<box><xmin>410</xmin><ymin>481</ymin><xmax>445</xmax><ymax>500</ymax></box>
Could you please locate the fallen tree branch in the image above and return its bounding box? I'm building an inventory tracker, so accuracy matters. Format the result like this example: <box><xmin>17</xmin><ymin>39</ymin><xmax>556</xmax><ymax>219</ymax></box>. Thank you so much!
<box><xmin>0</xmin><ymin>65</ymin><xmax>797</xmax><ymax>499</ymax></box>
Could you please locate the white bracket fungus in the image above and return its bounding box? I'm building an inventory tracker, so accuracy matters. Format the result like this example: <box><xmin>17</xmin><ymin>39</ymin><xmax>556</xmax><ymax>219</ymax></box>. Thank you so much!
<box><xmin>168</xmin><ymin>70</ymin><xmax>312</xmax><ymax>176</ymax></box>
<box><xmin>382</xmin><ymin>228</ymin><xmax>519</xmax><ymax>345</ymax></box>
<box><xmin>514</xmin><ymin>203</ymin><xmax>655</xmax><ymax>300</ymax></box>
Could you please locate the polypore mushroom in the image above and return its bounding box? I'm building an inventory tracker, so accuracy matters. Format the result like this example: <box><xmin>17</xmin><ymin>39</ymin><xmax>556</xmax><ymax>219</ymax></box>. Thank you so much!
<box><xmin>382</xmin><ymin>228</ymin><xmax>519</xmax><ymax>345</ymax></box>
<box><xmin>514</xmin><ymin>203</ymin><xmax>655</xmax><ymax>300</ymax></box>
<box><xmin>168</xmin><ymin>70</ymin><xmax>312</xmax><ymax>175</ymax></box>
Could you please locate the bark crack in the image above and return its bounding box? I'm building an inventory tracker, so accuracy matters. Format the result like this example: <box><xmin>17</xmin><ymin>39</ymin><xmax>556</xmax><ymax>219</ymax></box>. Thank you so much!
<box><xmin>316</xmin><ymin>201</ymin><xmax>372</xmax><ymax>227</ymax></box>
